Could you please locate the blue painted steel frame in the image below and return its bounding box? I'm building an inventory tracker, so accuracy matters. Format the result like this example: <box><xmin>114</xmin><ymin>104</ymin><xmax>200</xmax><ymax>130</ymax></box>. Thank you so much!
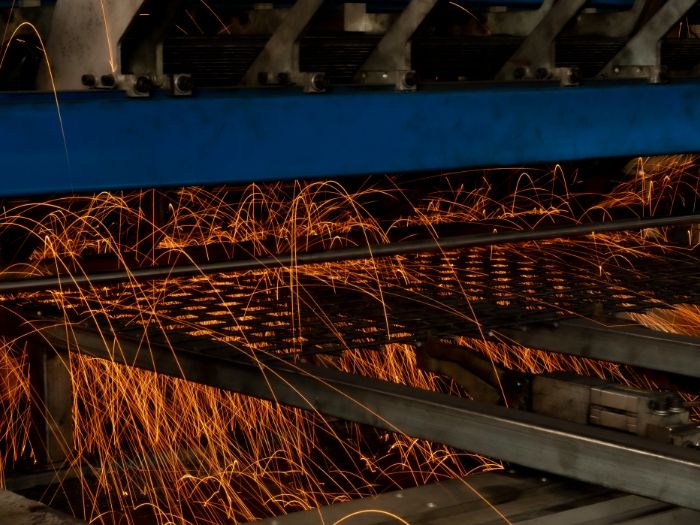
<box><xmin>1</xmin><ymin>81</ymin><xmax>700</xmax><ymax>196</ymax></box>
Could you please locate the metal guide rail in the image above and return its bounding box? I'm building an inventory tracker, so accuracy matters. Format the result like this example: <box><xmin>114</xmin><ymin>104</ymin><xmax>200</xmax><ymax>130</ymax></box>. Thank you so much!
<box><xmin>10</xmin><ymin>240</ymin><xmax>700</xmax><ymax>360</ymax></box>
<box><xmin>248</xmin><ymin>471</ymin><xmax>700</xmax><ymax>524</ymax></box>
<box><xmin>36</xmin><ymin>321</ymin><xmax>700</xmax><ymax>511</ymax></box>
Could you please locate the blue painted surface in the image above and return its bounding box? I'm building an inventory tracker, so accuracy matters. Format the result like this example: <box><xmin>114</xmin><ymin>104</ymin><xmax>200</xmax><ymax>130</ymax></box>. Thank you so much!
<box><xmin>1</xmin><ymin>81</ymin><xmax>699</xmax><ymax>197</ymax></box>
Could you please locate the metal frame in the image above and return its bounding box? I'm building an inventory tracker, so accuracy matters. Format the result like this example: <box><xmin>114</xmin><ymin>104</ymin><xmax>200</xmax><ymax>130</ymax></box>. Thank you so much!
<box><xmin>6</xmin><ymin>81</ymin><xmax>700</xmax><ymax>196</ymax></box>
<box><xmin>354</xmin><ymin>0</ymin><xmax>436</xmax><ymax>88</ymax></box>
<box><xmin>27</xmin><ymin>345</ymin><xmax>73</xmax><ymax>464</ymax></box>
<box><xmin>495</xmin><ymin>0</ymin><xmax>587</xmax><ymax>82</ymax></box>
<box><xmin>40</xmin><ymin>0</ymin><xmax>145</xmax><ymax>91</ymax></box>
<box><xmin>572</xmin><ymin>0</ymin><xmax>646</xmax><ymax>37</ymax></box>
<box><xmin>241</xmin><ymin>0</ymin><xmax>325</xmax><ymax>86</ymax></box>
<box><xmin>598</xmin><ymin>0</ymin><xmax>698</xmax><ymax>81</ymax></box>
<box><xmin>250</xmin><ymin>473</ymin><xmax>699</xmax><ymax>525</ymax></box>
<box><xmin>41</xmin><ymin>322</ymin><xmax>700</xmax><ymax>511</ymax></box>
<box><xmin>495</xmin><ymin>317</ymin><xmax>700</xmax><ymax>378</ymax></box>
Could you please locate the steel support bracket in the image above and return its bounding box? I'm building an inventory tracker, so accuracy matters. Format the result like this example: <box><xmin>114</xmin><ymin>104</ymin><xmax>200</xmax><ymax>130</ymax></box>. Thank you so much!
<box><xmin>41</xmin><ymin>322</ymin><xmax>700</xmax><ymax>511</ymax></box>
<box><xmin>354</xmin><ymin>0</ymin><xmax>436</xmax><ymax>89</ymax></box>
<box><xmin>242</xmin><ymin>0</ymin><xmax>325</xmax><ymax>87</ymax></box>
<box><xmin>486</xmin><ymin>0</ymin><xmax>554</xmax><ymax>37</ymax></box>
<box><xmin>496</xmin><ymin>0</ymin><xmax>588</xmax><ymax>82</ymax></box>
<box><xmin>598</xmin><ymin>0</ymin><xmax>697</xmax><ymax>81</ymax></box>
<box><xmin>571</xmin><ymin>0</ymin><xmax>646</xmax><ymax>38</ymax></box>
<box><xmin>493</xmin><ymin>316</ymin><xmax>700</xmax><ymax>379</ymax></box>
<box><xmin>27</xmin><ymin>343</ymin><xmax>73</xmax><ymax>465</ymax></box>
<box><xmin>39</xmin><ymin>0</ymin><xmax>145</xmax><ymax>91</ymax></box>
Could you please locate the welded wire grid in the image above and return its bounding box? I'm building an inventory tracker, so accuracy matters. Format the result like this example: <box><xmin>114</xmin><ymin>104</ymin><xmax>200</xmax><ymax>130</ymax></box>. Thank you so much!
<box><xmin>11</xmin><ymin>241</ymin><xmax>700</xmax><ymax>358</ymax></box>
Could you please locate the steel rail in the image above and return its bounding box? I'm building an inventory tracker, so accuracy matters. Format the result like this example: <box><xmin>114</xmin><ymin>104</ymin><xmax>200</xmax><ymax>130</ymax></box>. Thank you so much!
<box><xmin>496</xmin><ymin>318</ymin><xmax>700</xmax><ymax>378</ymax></box>
<box><xmin>40</xmin><ymin>322</ymin><xmax>700</xmax><ymax>511</ymax></box>
<box><xmin>1</xmin><ymin>213</ymin><xmax>698</xmax><ymax>293</ymax></box>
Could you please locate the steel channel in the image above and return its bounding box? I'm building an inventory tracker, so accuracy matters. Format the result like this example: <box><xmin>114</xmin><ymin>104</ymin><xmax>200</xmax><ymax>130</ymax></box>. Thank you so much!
<box><xmin>41</xmin><ymin>323</ymin><xmax>700</xmax><ymax>511</ymax></box>
<box><xmin>496</xmin><ymin>318</ymin><xmax>700</xmax><ymax>378</ymax></box>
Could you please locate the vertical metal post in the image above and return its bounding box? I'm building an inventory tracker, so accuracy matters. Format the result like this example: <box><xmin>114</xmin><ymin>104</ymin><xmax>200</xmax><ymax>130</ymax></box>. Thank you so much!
<box><xmin>28</xmin><ymin>343</ymin><xmax>73</xmax><ymax>465</ymax></box>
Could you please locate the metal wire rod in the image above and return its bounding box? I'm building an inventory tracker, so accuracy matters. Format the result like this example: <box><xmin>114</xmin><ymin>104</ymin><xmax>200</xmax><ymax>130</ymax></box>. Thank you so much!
<box><xmin>1</xmin><ymin>213</ymin><xmax>698</xmax><ymax>293</ymax></box>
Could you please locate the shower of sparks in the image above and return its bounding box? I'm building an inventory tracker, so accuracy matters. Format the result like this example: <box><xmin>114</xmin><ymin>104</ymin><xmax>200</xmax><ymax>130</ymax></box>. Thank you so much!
<box><xmin>0</xmin><ymin>155</ymin><xmax>697</xmax><ymax>524</ymax></box>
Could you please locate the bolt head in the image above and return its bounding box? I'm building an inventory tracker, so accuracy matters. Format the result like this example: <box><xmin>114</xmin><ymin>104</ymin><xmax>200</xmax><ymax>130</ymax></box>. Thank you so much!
<box><xmin>403</xmin><ymin>71</ymin><xmax>417</xmax><ymax>88</ymax></box>
<box><xmin>100</xmin><ymin>74</ymin><xmax>116</xmax><ymax>88</ymax></box>
<box><xmin>311</xmin><ymin>73</ymin><xmax>326</xmax><ymax>92</ymax></box>
<box><xmin>175</xmin><ymin>74</ymin><xmax>193</xmax><ymax>93</ymax></box>
<box><xmin>135</xmin><ymin>76</ymin><xmax>152</xmax><ymax>94</ymax></box>
<box><xmin>81</xmin><ymin>74</ymin><xmax>96</xmax><ymax>87</ymax></box>
<box><xmin>277</xmin><ymin>71</ymin><xmax>291</xmax><ymax>85</ymax></box>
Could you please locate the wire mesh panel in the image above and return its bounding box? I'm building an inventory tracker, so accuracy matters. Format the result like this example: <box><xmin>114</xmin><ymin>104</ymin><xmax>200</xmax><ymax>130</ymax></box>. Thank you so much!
<box><xmin>9</xmin><ymin>239</ymin><xmax>699</xmax><ymax>358</ymax></box>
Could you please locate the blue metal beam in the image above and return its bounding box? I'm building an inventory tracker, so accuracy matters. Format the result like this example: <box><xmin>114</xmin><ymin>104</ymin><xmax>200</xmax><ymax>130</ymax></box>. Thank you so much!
<box><xmin>2</xmin><ymin>82</ymin><xmax>700</xmax><ymax>197</ymax></box>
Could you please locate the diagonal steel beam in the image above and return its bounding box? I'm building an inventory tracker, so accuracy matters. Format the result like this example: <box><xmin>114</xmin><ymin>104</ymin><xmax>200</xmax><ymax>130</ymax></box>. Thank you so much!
<box><xmin>495</xmin><ymin>317</ymin><xmax>700</xmax><ymax>378</ymax></box>
<box><xmin>355</xmin><ymin>0</ymin><xmax>437</xmax><ymax>86</ymax></box>
<box><xmin>496</xmin><ymin>0</ymin><xmax>587</xmax><ymax>81</ymax></box>
<box><xmin>40</xmin><ymin>322</ymin><xmax>700</xmax><ymax>511</ymax></box>
<box><xmin>598</xmin><ymin>0</ymin><xmax>698</xmax><ymax>80</ymax></box>
<box><xmin>242</xmin><ymin>0</ymin><xmax>325</xmax><ymax>86</ymax></box>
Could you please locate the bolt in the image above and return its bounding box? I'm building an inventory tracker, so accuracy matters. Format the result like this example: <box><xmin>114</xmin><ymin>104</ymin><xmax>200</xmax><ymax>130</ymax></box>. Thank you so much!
<box><xmin>100</xmin><ymin>74</ymin><xmax>116</xmax><ymax>88</ymax></box>
<box><xmin>568</xmin><ymin>69</ymin><xmax>580</xmax><ymax>84</ymax></box>
<box><xmin>403</xmin><ymin>70</ymin><xmax>417</xmax><ymax>88</ymax></box>
<box><xmin>175</xmin><ymin>74</ymin><xmax>193</xmax><ymax>93</ymax></box>
<box><xmin>311</xmin><ymin>72</ymin><xmax>326</xmax><ymax>92</ymax></box>
<box><xmin>277</xmin><ymin>71</ymin><xmax>291</xmax><ymax>85</ymax></box>
<box><xmin>513</xmin><ymin>67</ymin><xmax>526</xmax><ymax>79</ymax></box>
<box><xmin>613</xmin><ymin>66</ymin><xmax>621</xmax><ymax>75</ymax></box>
<box><xmin>134</xmin><ymin>76</ymin><xmax>152</xmax><ymax>94</ymax></box>
<box><xmin>535</xmin><ymin>67</ymin><xmax>548</xmax><ymax>80</ymax></box>
<box><xmin>81</xmin><ymin>74</ymin><xmax>96</xmax><ymax>87</ymax></box>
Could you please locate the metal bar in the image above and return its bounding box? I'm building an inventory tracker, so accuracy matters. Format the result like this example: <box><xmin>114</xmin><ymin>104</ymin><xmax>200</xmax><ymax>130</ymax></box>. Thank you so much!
<box><xmin>487</xmin><ymin>0</ymin><xmax>554</xmax><ymax>38</ymax></box>
<box><xmin>8</xmin><ymin>81</ymin><xmax>700</xmax><ymax>196</ymax></box>
<box><xmin>241</xmin><ymin>0</ymin><xmax>325</xmax><ymax>85</ymax></box>
<box><xmin>571</xmin><ymin>0</ymin><xmax>645</xmax><ymax>37</ymax></box>
<box><xmin>495</xmin><ymin>0</ymin><xmax>587</xmax><ymax>81</ymax></box>
<box><xmin>356</xmin><ymin>0</ymin><xmax>437</xmax><ymax>72</ymax></box>
<box><xmin>495</xmin><ymin>318</ymin><xmax>700</xmax><ymax>378</ymax></box>
<box><xmin>2</xmin><ymin>213</ymin><xmax>699</xmax><ymax>293</ymax></box>
<box><xmin>249</xmin><ymin>474</ymin><xmax>684</xmax><ymax>525</ymax></box>
<box><xmin>39</xmin><ymin>0</ymin><xmax>145</xmax><ymax>90</ymax></box>
<box><xmin>27</xmin><ymin>344</ymin><xmax>73</xmax><ymax>464</ymax></box>
<box><xmin>41</xmin><ymin>323</ymin><xmax>700</xmax><ymax>511</ymax></box>
<box><xmin>598</xmin><ymin>0</ymin><xmax>698</xmax><ymax>78</ymax></box>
